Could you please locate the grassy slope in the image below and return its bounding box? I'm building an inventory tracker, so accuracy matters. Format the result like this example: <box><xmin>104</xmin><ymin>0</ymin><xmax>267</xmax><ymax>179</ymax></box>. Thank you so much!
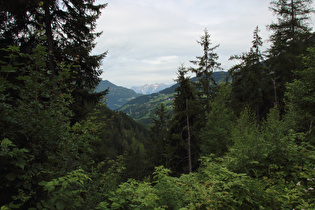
<box><xmin>119</xmin><ymin>93</ymin><xmax>174</xmax><ymax>125</ymax></box>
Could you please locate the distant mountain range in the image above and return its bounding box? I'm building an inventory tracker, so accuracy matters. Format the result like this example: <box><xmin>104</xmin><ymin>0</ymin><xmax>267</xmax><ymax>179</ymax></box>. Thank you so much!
<box><xmin>95</xmin><ymin>80</ymin><xmax>141</xmax><ymax>110</ymax></box>
<box><xmin>131</xmin><ymin>83</ymin><xmax>172</xmax><ymax>95</ymax></box>
<box><xmin>118</xmin><ymin>71</ymin><xmax>228</xmax><ymax>125</ymax></box>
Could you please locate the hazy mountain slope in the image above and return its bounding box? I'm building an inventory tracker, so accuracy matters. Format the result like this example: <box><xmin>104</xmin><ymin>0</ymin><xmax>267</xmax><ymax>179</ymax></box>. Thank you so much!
<box><xmin>95</xmin><ymin>80</ymin><xmax>141</xmax><ymax>110</ymax></box>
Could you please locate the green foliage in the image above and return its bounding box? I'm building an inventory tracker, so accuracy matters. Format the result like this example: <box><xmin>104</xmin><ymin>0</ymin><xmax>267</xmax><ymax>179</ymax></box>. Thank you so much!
<box><xmin>198</xmin><ymin>158</ymin><xmax>260</xmax><ymax>209</ymax></box>
<box><xmin>119</xmin><ymin>92</ymin><xmax>174</xmax><ymax>125</ymax></box>
<box><xmin>100</xmin><ymin>154</ymin><xmax>314</xmax><ymax>209</ymax></box>
<box><xmin>286</xmin><ymin>47</ymin><xmax>315</xmax><ymax>143</ymax></box>
<box><xmin>80</xmin><ymin>156</ymin><xmax>127</xmax><ymax>210</ymax></box>
<box><xmin>38</xmin><ymin>169</ymin><xmax>90</xmax><ymax>210</ymax></box>
<box><xmin>229</xmin><ymin>26</ymin><xmax>272</xmax><ymax>121</ymax></box>
<box><xmin>1</xmin><ymin>1</ymin><xmax>315</xmax><ymax>209</ymax></box>
<box><xmin>225</xmin><ymin>106</ymin><xmax>315</xmax><ymax>209</ymax></box>
<box><xmin>190</xmin><ymin>29</ymin><xmax>222</xmax><ymax>113</ymax></box>
<box><xmin>92</xmin><ymin>104</ymin><xmax>150</xmax><ymax>179</ymax></box>
<box><xmin>109</xmin><ymin>179</ymin><xmax>159</xmax><ymax>209</ymax></box>
<box><xmin>267</xmin><ymin>0</ymin><xmax>314</xmax><ymax>110</ymax></box>
<box><xmin>149</xmin><ymin>103</ymin><xmax>171</xmax><ymax>168</ymax></box>
<box><xmin>200</xmin><ymin>83</ymin><xmax>235</xmax><ymax>157</ymax></box>
<box><xmin>166</xmin><ymin>65</ymin><xmax>203</xmax><ymax>174</ymax></box>
<box><xmin>101</xmin><ymin>161</ymin><xmax>274</xmax><ymax>209</ymax></box>
<box><xmin>0</xmin><ymin>43</ymin><xmax>76</xmax><ymax>207</ymax></box>
<box><xmin>0</xmin><ymin>138</ymin><xmax>29</xmax><ymax>170</ymax></box>
<box><xmin>0</xmin><ymin>41</ymin><xmax>128</xmax><ymax>209</ymax></box>
<box><xmin>1</xmin><ymin>0</ymin><xmax>108</xmax><ymax>122</ymax></box>
<box><xmin>152</xmin><ymin>166</ymin><xmax>191</xmax><ymax>209</ymax></box>
<box><xmin>227</xmin><ymin>107</ymin><xmax>308</xmax><ymax>179</ymax></box>
<box><xmin>0</xmin><ymin>138</ymin><xmax>30</xmax><ymax>209</ymax></box>
<box><xmin>227</xmin><ymin>107</ymin><xmax>265</xmax><ymax>176</ymax></box>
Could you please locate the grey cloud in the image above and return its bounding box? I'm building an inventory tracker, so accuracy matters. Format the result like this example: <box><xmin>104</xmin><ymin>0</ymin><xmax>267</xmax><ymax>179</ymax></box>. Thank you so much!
<box><xmin>94</xmin><ymin>0</ymin><xmax>315</xmax><ymax>87</ymax></box>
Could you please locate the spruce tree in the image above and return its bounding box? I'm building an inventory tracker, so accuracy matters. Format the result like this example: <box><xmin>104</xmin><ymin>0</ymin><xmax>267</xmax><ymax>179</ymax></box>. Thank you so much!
<box><xmin>200</xmin><ymin>83</ymin><xmax>235</xmax><ymax>157</ymax></box>
<box><xmin>167</xmin><ymin>65</ymin><xmax>202</xmax><ymax>174</ymax></box>
<box><xmin>0</xmin><ymin>0</ymin><xmax>108</xmax><ymax>120</ymax></box>
<box><xmin>285</xmin><ymin>47</ymin><xmax>315</xmax><ymax>144</ymax></box>
<box><xmin>267</xmin><ymin>0</ymin><xmax>314</xmax><ymax>109</ymax></box>
<box><xmin>229</xmin><ymin>26</ymin><xmax>272</xmax><ymax>121</ymax></box>
<box><xmin>149</xmin><ymin>103</ymin><xmax>171</xmax><ymax>167</ymax></box>
<box><xmin>190</xmin><ymin>29</ymin><xmax>222</xmax><ymax>114</ymax></box>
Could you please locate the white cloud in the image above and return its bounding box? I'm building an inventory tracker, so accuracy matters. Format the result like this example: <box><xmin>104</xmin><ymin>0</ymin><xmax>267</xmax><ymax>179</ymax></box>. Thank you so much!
<box><xmin>94</xmin><ymin>0</ymin><xmax>315</xmax><ymax>87</ymax></box>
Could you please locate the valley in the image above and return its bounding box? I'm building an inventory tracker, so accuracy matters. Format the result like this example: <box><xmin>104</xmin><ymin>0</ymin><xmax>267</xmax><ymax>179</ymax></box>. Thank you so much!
<box><xmin>96</xmin><ymin>71</ymin><xmax>228</xmax><ymax>125</ymax></box>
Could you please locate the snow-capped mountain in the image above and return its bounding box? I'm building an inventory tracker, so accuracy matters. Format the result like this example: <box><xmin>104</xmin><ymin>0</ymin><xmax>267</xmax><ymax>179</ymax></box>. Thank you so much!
<box><xmin>131</xmin><ymin>83</ymin><xmax>172</xmax><ymax>95</ymax></box>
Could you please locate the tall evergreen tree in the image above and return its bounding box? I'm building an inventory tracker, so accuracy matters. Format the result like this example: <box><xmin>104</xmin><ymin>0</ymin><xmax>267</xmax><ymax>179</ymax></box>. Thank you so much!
<box><xmin>285</xmin><ymin>47</ymin><xmax>315</xmax><ymax>144</ymax></box>
<box><xmin>149</xmin><ymin>103</ymin><xmax>171</xmax><ymax>168</ymax></box>
<box><xmin>0</xmin><ymin>0</ymin><xmax>108</xmax><ymax>120</ymax></box>
<box><xmin>200</xmin><ymin>83</ymin><xmax>235</xmax><ymax>157</ymax></box>
<box><xmin>267</xmin><ymin>0</ymin><xmax>314</xmax><ymax>109</ymax></box>
<box><xmin>166</xmin><ymin>65</ymin><xmax>202</xmax><ymax>174</ymax></box>
<box><xmin>0</xmin><ymin>42</ymin><xmax>80</xmax><ymax>208</ymax></box>
<box><xmin>229</xmin><ymin>26</ymin><xmax>272</xmax><ymax>121</ymax></box>
<box><xmin>190</xmin><ymin>29</ymin><xmax>222</xmax><ymax>114</ymax></box>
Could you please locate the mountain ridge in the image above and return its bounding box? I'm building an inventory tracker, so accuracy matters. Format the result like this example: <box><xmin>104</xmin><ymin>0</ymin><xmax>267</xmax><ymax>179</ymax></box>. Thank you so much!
<box><xmin>95</xmin><ymin>80</ymin><xmax>142</xmax><ymax>110</ymax></box>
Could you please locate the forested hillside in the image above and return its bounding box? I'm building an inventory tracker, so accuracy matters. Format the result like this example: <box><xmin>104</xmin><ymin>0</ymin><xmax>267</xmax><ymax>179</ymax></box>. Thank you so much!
<box><xmin>118</xmin><ymin>92</ymin><xmax>174</xmax><ymax>125</ymax></box>
<box><xmin>1</xmin><ymin>0</ymin><xmax>315</xmax><ymax>209</ymax></box>
<box><xmin>95</xmin><ymin>80</ymin><xmax>141</xmax><ymax>110</ymax></box>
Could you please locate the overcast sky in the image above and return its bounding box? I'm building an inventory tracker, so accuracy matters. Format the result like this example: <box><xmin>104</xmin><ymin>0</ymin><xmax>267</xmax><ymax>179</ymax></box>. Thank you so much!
<box><xmin>93</xmin><ymin>0</ymin><xmax>315</xmax><ymax>88</ymax></box>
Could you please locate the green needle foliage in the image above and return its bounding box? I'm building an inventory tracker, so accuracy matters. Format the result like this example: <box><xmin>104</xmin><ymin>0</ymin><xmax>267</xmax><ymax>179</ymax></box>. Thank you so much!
<box><xmin>229</xmin><ymin>26</ymin><xmax>272</xmax><ymax>121</ymax></box>
<box><xmin>286</xmin><ymin>47</ymin><xmax>315</xmax><ymax>144</ymax></box>
<box><xmin>200</xmin><ymin>83</ymin><xmax>235</xmax><ymax>157</ymax></box>
<box><xmin>267</xmin><ymin>0</ymin><xmax>314</xmax><ymax>111</ymax></box>
<box><xmin>1</xmin><ymin>0</ymin><xmax>108</xmax><ymax>121</ymax></box>
<box><xmin>190</xmin><ymin>29</ymin><xmax>221</xmax><ymax>114</ymax></box>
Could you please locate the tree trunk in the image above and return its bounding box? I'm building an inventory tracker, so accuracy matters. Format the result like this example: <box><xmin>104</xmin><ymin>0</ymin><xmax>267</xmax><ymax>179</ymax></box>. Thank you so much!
<box><xmin>272</xmin><ymin>76</ymin><xmax>278</xmax><ymax>107</ymax></box>
<box><xmin>186</xmin><ymin>97</ymin><xmax>192</xmax><ymax>173</ymax></box>
<box><xmin>44</xmin><ymin>1</ymin><xmax>56</xmax><ymax>86</ymax></box>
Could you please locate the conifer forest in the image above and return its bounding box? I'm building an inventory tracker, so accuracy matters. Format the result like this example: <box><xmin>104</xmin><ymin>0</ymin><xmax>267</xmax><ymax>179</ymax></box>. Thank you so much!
<box><xmin>1</xmin><ymin>0</ymin><xmax>315</xmax><ymax>209</ymax></box>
